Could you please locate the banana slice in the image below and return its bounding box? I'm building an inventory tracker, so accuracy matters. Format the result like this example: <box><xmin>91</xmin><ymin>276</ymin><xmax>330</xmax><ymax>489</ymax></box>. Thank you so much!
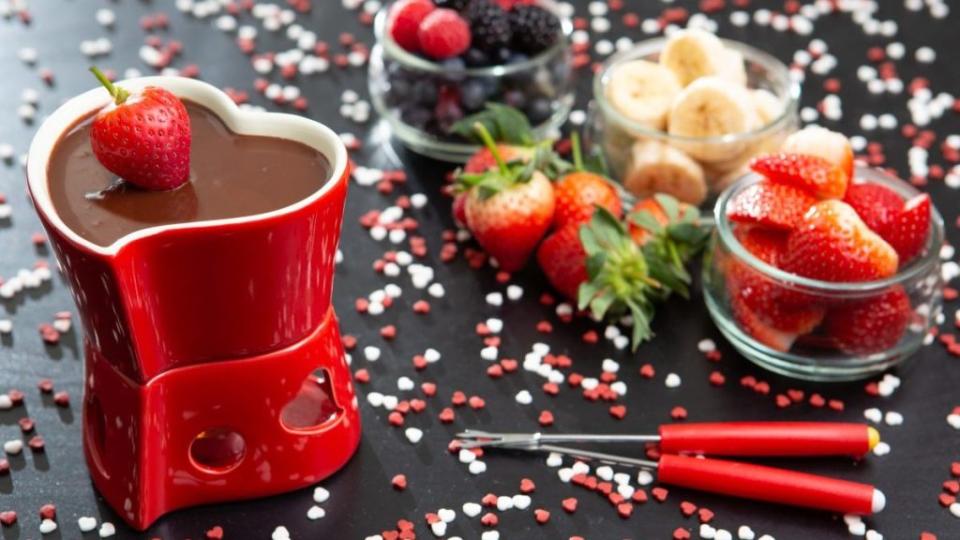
<box><xmin>667</xmin><ymin>76</ymin><xmax>757</xmax><ymax>161</ymax></box>
<box><xmin>752</xmin><ymin>89</ymin><xmax>785</xmax><ymax>125</ymax></box>
<box><xmin>623</xmin><ymin>139</ymin><xmax>707</xmax><ymax>205</ymax></box>
<box><xmin>719</xmin><ymin>48</ymin><xmax>748</xmax><ymax>86</ymax></box>
<box><xmin>659</xmin><ymin>28</ymin><xmax>728</xmax><ymax>86</ymax></box>
<box><xmin>606</xmin><ymin>59</ymin><xmax>683</xmax><ymax>131</ymax></box>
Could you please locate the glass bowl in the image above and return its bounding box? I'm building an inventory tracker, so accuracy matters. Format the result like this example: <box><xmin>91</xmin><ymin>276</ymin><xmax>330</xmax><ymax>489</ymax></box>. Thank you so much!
<box><xmin>368</xmin><ymin>1</ymin><xmax>574</xmax><ymax>162</ymax></box>
<box><xmin>702</xmin><ymin>167</ymin><xmax>945</xmax><ymax>381</ymax></box>
<box><xmin>588</xmin><ymin>36</ymin><xmax>800</xmax><ymax>205</ymax></box>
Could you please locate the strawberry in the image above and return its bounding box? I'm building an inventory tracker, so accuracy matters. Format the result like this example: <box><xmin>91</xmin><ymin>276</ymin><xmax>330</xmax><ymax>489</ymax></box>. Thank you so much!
<box><xmin>464</xmin><ymin>144</ymin><xmax>533</xmax><ymax>173</ymax></box>
<box><xmin>459</xmin><ymin>123</ymin><xmax>554</xmax><ymax>272</ymax></box>
<box><xmin>88</xmin><ymin>67</ymin><xmax>191</xmax><ymax>191</ymax></box>
<box><xmin>418</xmin><ymin>8</ymin><xmax>471</xmax><ymax>60</ymax></box>
<box><xmin>842</xmin><ymin>182</ymin><xmax>903</xmax><ymax>233</ymax></box>
<box><xmin>537</xmin><ymin>224</ymin><xmax>588</xmax><ymax>299</ymax></box>
<box><xmin>823</xmin><ymin>286</ymin><xmax>911</xmax><ymax>354</ymax></box>
<box><xmin>727</xmin><ymin>227</ymin><xmax>825</xmax><ymax>334</ymax></box>
<box><xmin>387</xmin><ymin>0</ymin><xmax>435</xmax><ymax>52</ymax></box>
<box><xmin>750</xmin><ymin>153</ymin><xmax>849</xmax><ymax>199</ymax></box>
<box><xmin>726</xmin><ymin>180</ymin><xmax>817</xmax><ymax>231</ymax></box>
<box><xmin>781</xmin><ymin>126</ymin><xmax>855</xmax><ymax>181</ymax></box>
<box><xmin>730</xmin><ymin>294</ymin><xmax>798</xmax><ymax>353</ymax></box>
<box><xmin>553</xmin><ymin>134</ymin><xmax>622</xmax><ymax>229</ymax></box>
<box><xmin>782</xmin><ymin>200</ymin><xmax>898</xmax><ymax>282</ymax></box>
<box><xmin>878</xmin><ymin>193</ymin><xmax>931</xmax><ymax>265</ymax></box>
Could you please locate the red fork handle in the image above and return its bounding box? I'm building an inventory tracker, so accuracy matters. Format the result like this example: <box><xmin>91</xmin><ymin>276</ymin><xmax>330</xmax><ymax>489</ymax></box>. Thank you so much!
<box><xmin>659</xmin><ymin>422</ymin><xmax>878</xmax><ymax>457</ymax></box>
<box><xmin>657</xmin><ymin>454</ymin><xmax>884</xmax><ymax>515</ymax></box>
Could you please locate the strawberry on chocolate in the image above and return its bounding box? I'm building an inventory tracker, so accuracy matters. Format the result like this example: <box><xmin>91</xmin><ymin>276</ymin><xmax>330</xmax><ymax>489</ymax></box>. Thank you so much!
<box><xmin>88</xmin><ymin>67</ymin><xmax>191</xmax><ymax>191</ymax></box>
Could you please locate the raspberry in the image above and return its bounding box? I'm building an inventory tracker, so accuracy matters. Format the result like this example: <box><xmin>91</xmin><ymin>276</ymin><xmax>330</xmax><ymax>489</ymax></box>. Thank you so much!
<box><xmin>418</xmin><ymin>8</ymin><xmax>472</xmax><ymax>60</ymax></box>
<box><xmin>387</xmin><ymin>0</ymin><xmax>435</xmax><ymax>52</ymax></box>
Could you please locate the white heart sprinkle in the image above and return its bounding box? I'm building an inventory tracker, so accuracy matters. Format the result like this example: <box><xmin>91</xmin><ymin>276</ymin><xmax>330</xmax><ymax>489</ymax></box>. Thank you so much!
<box><xmin>865</xmin><ymin>530</ymin><xmax>883</xmax><ymax>540</ymax></box>
<box><xmin>272</xmin><ymin>526</ymin><xmax>291</xmax><ymax>540</ymax></box>
<box><xmin>700</xmin><ymin>524</ymin><xmax>717</xmax><ymax>539</ymax></box>
<box><xmin>39</xmin><ymin>519</ymin><xmax>57</xmax><ymax>534</ymax></box>
<box><xmin>458</xmin><ymin>449</ymin><xmax>476</xmax><ymax>464</ymax></box>
<box><xmin>715</xmin><ymin>530</ymin><xmax>733</xmax><ymax>540</ymax></box>
<box><xmin>950</xmin><ymin>502</ymin><xmax>960</xmax><ymax>518</ymax></box>
<box><xmin>481</xmin><ymin>531</ymin><xmax>500</xmax><ymax>540</ymax></box>
<box><xmin>637</xmin><ymin>470</ymin><xmax>654</xmax><ymax>485</ymax></box>
<box><xmin>78</xmin><ymin>516</ymin><xmax>97</xmax><ymax>532</ymax></box>
<box><xmin>496</xmin><ymin>495</ymin><xmax>514</xmax><ymax>511</ymax></box>
<box><xmin>515</xmin><ymin>390</ymin><xmax>533</xmax><ymax>405</ymax></box>
<box><xmin>4</xmin><ymin>440</ymin><xmax>23</xmax><ymax>455</ymax></box>
<box><xmin>665</xmin><ymin>373</ymin><xmax>682</xmax><ymax>388</ymax></box>
<box><xmin>546</xmin><ymin>453</ymin><xmax>563</xmax><ymax>467</ymax></box>
<box><xmin>947</xmin><ymin>414</ymin><xmax>960</xmax><ymax>429</ymax></box>
<box><xmin>596</xmin><ymin>465</ymin><xmax>614</xmax><ymax>481</ymax></box>
<box><xmin>462</xmin><ymin>502</ymin><xmax>482</xmax><ymax>517</ymax></box>
<box><xmin>437</xmin><ymin>508</ymin><xmax>455</xmax><ymax>523</ymax></box>
<box><xmin>863</xmin><ymin>408</ymin><xmax>882</xmax><ymax>423</ymax></box>
<box><xmin>872</xmin><ymin>441</ymin><xmax>891</xmax><ymax>456</ymax></box>
<box><xmin>307</xmin><ymin>505</ymin><xmax>326</xmax><ymax>520</ymax></box>
<box><xmin>98</xmin><ymin>522</ymin><xmax>116</xmax><ymax>538</ymax></box>
<box><xmin>430</xmin><ymin>521</ymin><xmax>447</xmax><ymax>537</ymax></box>
<box><xmin>738</xmin><ymin>525</ymin><xmax>755</xmax><ymax>540</ymax></box>
<box><xmin>0</xmin><ymin>395</ymin><xmax>12</xmax><ymax>410</ymax></box>
<box><xmin>512</xmin><ymin>494</ymin><xmax>531</xmax><ymax>510</ymax></box>
<box><xmin>468</xmin><ymin>460</ymin><xmax>486</xmax><ymax>475</ymax></box>
<box><xmin>848</xmin><ymin>521</ymin><xmax>866</xmax><ymax>535</ymax></box>
<box><xmin>405</xmin><ymin>427</ymin><xmax>423</xmax><ymax>444</ymax></box>
<box><xmin>313</xmin><ymin>486</ymin><xmax>330</xmax><ymax>503</ymax></box>
<box><xmin>557</xmin><ymin>468</ymin><xmax>574</xmax><ymax>482</ymax></box>
<box><xmin>884</xmin><ymin>411</ymin><xmax>903</xmax><ymax>426</ymax></box>
<box><xmin>397</xmin><ymin>376</ymin><xmax>414</xmax><ymax>391</ymax></box>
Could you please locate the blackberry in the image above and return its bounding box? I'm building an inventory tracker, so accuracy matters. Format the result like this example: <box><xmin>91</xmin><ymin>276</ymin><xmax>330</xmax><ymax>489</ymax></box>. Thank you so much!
<box><xmin>433</xmin><ymin>0</ymin><xmax>472</xmax><ymax>9</ymax></box>
<box><xmin>508</xmin><ymin>5</ymin><xmax>560</xmax><ymax>54</ymax></box>
<box><xmin>463</xmin><ymin>0</ymin><xmax>511</xmax><ymax>53</ymax></box>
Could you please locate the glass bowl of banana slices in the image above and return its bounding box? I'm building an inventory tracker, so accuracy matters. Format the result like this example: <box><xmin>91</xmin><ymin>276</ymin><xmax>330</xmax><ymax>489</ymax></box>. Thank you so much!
<box><xmin>588</xmin><ymin>29</ymin><xmax>800</xmax><ymax>207</ymax></box>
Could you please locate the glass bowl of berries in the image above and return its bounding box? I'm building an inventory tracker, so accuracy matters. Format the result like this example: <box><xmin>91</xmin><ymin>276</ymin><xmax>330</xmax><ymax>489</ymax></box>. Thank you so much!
<box><xmin>588</xmin><ymin>29</ymin><xmax>800</xmax><ymax>207</ymax></box>
<box><xmin>369</xmin><ymin>0</ymin><xmax>574</xmax><ymax>161</ymax></box>
<box><xmin>702</xmin><ymin>129</ymin><xmax>945</xmax><ymax>381</ymax></box>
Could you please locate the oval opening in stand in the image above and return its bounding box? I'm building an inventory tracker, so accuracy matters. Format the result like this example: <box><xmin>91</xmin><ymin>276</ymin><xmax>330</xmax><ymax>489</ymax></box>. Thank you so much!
<box><xmin>189</xmin><ymin>428</ymin><xmax>246</xmax><ymax>473</ymax></box>
<box><xmin>280</xmin><ymin>368</ymin><xmax>342</xmax><ymax>431</ymax></box>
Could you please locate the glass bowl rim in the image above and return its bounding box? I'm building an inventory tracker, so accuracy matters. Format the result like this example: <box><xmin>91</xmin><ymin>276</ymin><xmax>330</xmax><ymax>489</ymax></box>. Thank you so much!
<box><xmin>592</xmin><ymin>36</ymin><xmax>801</xmax><ymax>144</ymax></box>
<box><xmin>714</xmin><ymin>166</ymin><xmax>945</xmax><ymax>294</ymax></box>
<box><xmin>373</xmin><ymin>0</ymin><xmax>573</xmax><ymax>78</ymax></box>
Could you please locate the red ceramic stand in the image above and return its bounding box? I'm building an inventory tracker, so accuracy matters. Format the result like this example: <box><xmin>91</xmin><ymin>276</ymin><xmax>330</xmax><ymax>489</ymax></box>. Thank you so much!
<box><xmin>26</xmin><ymin>77</ymin><xmax>360</xmax><ymax>531</ymax></box>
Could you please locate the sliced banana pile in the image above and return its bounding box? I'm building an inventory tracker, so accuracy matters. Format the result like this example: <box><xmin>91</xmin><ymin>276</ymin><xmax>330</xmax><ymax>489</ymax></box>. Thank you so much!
<box><xmin>601</xmin><ymin>28</ymin><xmax>792</xmax><ymax>205</ymax></box>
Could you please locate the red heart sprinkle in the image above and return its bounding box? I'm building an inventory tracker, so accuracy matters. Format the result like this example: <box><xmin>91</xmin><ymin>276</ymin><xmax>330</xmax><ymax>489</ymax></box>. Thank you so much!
<box><xmin>388</xmin><ymin>412</ymin><xmax>404</xmax><ymax>427</ymax></box>
<box><xmin>0</xmin><ymin>511</ymin><xmax>16</xmax><ymax>526</ymax></box>
<box><xmin>481</xmin><ymin>493</ymin><xmax>498</xmax><ymax>506</ymax></box>
<box><xmin>520</xmin><ymin>478</ymin><xmax>536</xmax><ymax>493</ymax></box>
<box><xmin>500</xmin><ymin>359</ymin><xmax>518</xmax><ymax>372</ymax></box>
<box><xmin>561</xmin><ymin>497</ymin><xmax>578</xmax><ymax>513</ymax></box>
<box><xmin>18</xmin><ymin>418</ymin><xmax>34</xmax><ymax>432</ymax></box>
<box><xmin>652</xmin><ymin>487</ymin><xmax>669</xmax><ymax>502</ymax></box>
<box><xmin>617</xmin><ymin>502</ymin><xmax>633</xmax><ymax>518</ymax></box>
<box><xmin>38</xmin><ymin>504</ymin><xmax>55</xmax><ymax>519</ymax></box>
<box><xmin>775</xmin><ymin>394</ymin><xmax>791</xmax><ymax>408</ymax></box>
<box><xmin>534</xmin><ymin>508</ymin><xmax>550</xmax><ymax>524</ymax></box>
<box><xmin>451</xmin><ymin>391</ymin><xmax>466</xmax><ymax>406</ymax></box>
<box><xmin>538</xmin><ymin>410</ymin><xmax>554</xmax><ymax>426</ymax></box>
<box><xmin>708</xmin><ymin>371</ymin><xmax>725</xmax><ymax>386</ymax></box>
<box><xmin>438</xmin><ymin>408</ymin><xmax>455</xmax><ymax>424</ymax></box>
<box><xmin>938</xmin><ymin>493</ymin><xmax>955</xmax><ymax>507</ymax></box>
<box><xmin>944</xmin><ymin>480</ymin><xmax>960</xmax><ymax>494</ymax></box>
<box><xmin>632</xmin><ymin>489</ymin><xmax>648</xmax><ymax>503</ymax></box>
<box><xmin>673</xmin><ymin>528</ymin><xmax>691</xmax><ymax>540</ymax></box>
<box><xmin>206</xmin><ymin>526</ymin><xmax>224</xmax><ymax>539</ymax></box>
<box><xmin>486</xmin><ymin>364</ymin><xmax>503</xmax><ymax>378</ymax></box>
<box><xmin>679</xmin><ymin>500</ymin><xmax>697</xmax><ymax>516</ymax></box>
<box><xmin>391</xmin><ymin>474</ymin><xmax>407</xmax><ymax>490</ymax></box>
<box><xmin>480</xmin><ymin>512</ymin><xmax>498</xmax><ymax>526</ymax></box>
<box><xmin>809</xmin><ymin>393</ymin><xmax>826</xmax><ymax>407</ymax></box>
<box><xmin>421</xmin><ymin>382</ymin><xmax>437</xmax><ymax>397</ymax></box>
<box><xmin>639</xmin><ymin>364</ymin><xmax>655</xmax><ymax>378</ymax></box>
<box><xmin>787</xmin><ymin>389</ymin><xmax>805</xmax><ymax>402</ymax></box>
<box><xmin>468</xmin><ymin>396</ymin><xmax>485</xmax><ymax>410</ymax></box>
<box><xmin>697</xmin><ymin>508</ymin><xmax>714</xmax><ymax>523</ymax></box>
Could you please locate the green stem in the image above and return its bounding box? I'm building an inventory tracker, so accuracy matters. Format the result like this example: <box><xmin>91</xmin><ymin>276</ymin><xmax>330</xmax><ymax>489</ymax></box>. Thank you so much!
<box><xmin>473</xmin><ymin>122</ymin><xmax>508</xmax><ymax>175</ymax></box>
<box><xmin>89</xmin><ymin>66</ymin><xmax>129</xmax><ymax>105</ymax></box>
<box><xmin>571</xmin><ymin>132</ymin><xmax>584</xmax><ymax>171</ymax></box>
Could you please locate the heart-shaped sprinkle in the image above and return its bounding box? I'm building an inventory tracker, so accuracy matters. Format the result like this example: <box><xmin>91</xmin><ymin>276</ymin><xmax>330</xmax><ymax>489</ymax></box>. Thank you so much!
<box><xmin>538</xmin><ymin>410</ymin><xmax>554</xmax><ymax>426</ymax></box>
<box><xmin>391</xmin><ymin>474</ymin><xmax>407</xmax><ymax>490</ymax></box>
<box><xmin>39</xmin><ymin>518</ymin><xmax>57</xmax><ymax>534</ymax></box>
<box><xmin>78</xmin><ymin>516</ymin><xmax>97</xmax><ymax>532</ymax></box>
<box><xmin>99</xmin><ymin>522</ymin><xmax>116</xmax><ymax>537</ymax></box>
<box><xmin>0</xmin><ymin>511</ymin><xmax>16</xmax><ymax>526</ymax></box>
<box><xmin>39</xmin><ymin>504</ymin><xmax>56</xmax><ymax>519</ymax></box>
<box><xmin>438</xmin><ymin>407</ymin><xmax>455</xmax><ymax>424</ymax></box>
<box><xmin>306</xmin><ymin>506</ymin><xmax>325</xmax><ymax>520</ymax></box>
<box><xmin>616</xmin><ymin>502</ymin><xmax>633</xmax><ymax>518</ymax></box>
<box><xmin>520</xmin><ymin>478</ymin><xmax>536</xmax><ymax>493</ymax></box>
<box><xmin>673</xmin><ymin>528</ymin><xmax>691</xmax><ymax>540</ymax></box>
<box><xmin>468</xmin><ymin>396</ymin><xmax>485</xmax><ymax>410</ymax></box>
<box><xmin>206</xmin><ymin>525</ymin><xmax>225</xmax><ymax>539</ymax></box>
<box><xmin>18</xmin><ymin>418</ymin><xmax>34</xmax><ymax>432</ymax></box>
<box><xmin>561</xmin><ymin>497</ymin><xmax>578</xmax><ymax>513</ymax></box>
<box><xmin>680</xmin><ymin>501</ymin><xmax>697</xmax><ymax>517</ymax></box>
<box><xmin>609</xmin><ymin>405</ymin><xmax>627</xmax><ymax>419</ymax></box>
<box><xmin>652</xmin><ymin>487</ymin><xmax>669</xmax><ymax>502</ymax></box>
<box><xmin>698</xmin><ymin>508</ymin><xmax>715</xmax><ymax>523</ymax></box>
<box><xmin>437</xmin><ymin>508</ymin><xmax>455</xmax><ymax>523</ymax></box>
<box><xmin>271</xmin><ymin>526</ymin><xmax>290</xmax><ymax>540</ymax></box>
<box><xmin>534</xmin><ymin>508</ymin><xmax>550</xmax><ymax>524</ymax></box>
<box><xmin>633</xmin><ymin>489</ymin><xmax>648</xmax><ymax>503</ymax></box>
<box><xmin>462</xmin><ymin>502</ymin><xmax>482</xmax><ymax>517</ymax></box>
<box><xmin>480</xmin><ymin>512</ymin><xmax>498</xmax><ymax>526</ymax></box>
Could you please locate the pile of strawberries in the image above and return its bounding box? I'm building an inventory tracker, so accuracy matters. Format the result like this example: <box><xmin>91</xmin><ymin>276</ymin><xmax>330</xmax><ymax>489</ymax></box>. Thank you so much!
<box><xmin>454</xmin><ymin>110</ymin><xmax>706</xmax><ymax>349</ymax></box>
<box><xmin>724</xmin><ymin>127</ymin><xmax>933</xmax><ymax>355</ymax></box>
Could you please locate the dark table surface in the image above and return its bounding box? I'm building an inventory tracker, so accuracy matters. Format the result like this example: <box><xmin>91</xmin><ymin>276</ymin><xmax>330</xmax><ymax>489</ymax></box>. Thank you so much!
<box><xmin>1</xmin><ymin>1</ymin><xmax>959</xmax><ymax>539</ymax></box>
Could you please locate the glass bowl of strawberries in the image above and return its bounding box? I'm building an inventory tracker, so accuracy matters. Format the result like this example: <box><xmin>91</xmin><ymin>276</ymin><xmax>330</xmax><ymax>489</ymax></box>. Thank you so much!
<box><xmin>369</xmin><ymin>0</ymin><xmax>574</xmax><ymax>161</ymax></box>
<box><xmin>703</xmin><ymin>128</ymin><xmax>945</xmax><ymax>381</ymax></box>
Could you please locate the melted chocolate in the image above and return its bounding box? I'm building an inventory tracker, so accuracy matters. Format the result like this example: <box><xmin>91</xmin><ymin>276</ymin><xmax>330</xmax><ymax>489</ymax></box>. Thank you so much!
<box><xmin>47</xmin><ymin>102</ymin><xmax>331</xmax><ymax>246</ymax></box>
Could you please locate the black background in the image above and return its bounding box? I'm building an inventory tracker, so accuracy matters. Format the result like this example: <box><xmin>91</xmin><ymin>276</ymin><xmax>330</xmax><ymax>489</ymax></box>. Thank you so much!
<box><xmin>1</xmin><ymin>1</ymin><xmax>958</xmax><ymax>539</ymax></box>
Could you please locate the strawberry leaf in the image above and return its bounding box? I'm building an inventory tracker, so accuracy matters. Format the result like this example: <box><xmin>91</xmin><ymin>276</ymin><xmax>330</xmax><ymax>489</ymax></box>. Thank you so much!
<box><xmin>449</xmin><ymin>103</ymin><xmax>534</xmax><ymax>146</ymax></box>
